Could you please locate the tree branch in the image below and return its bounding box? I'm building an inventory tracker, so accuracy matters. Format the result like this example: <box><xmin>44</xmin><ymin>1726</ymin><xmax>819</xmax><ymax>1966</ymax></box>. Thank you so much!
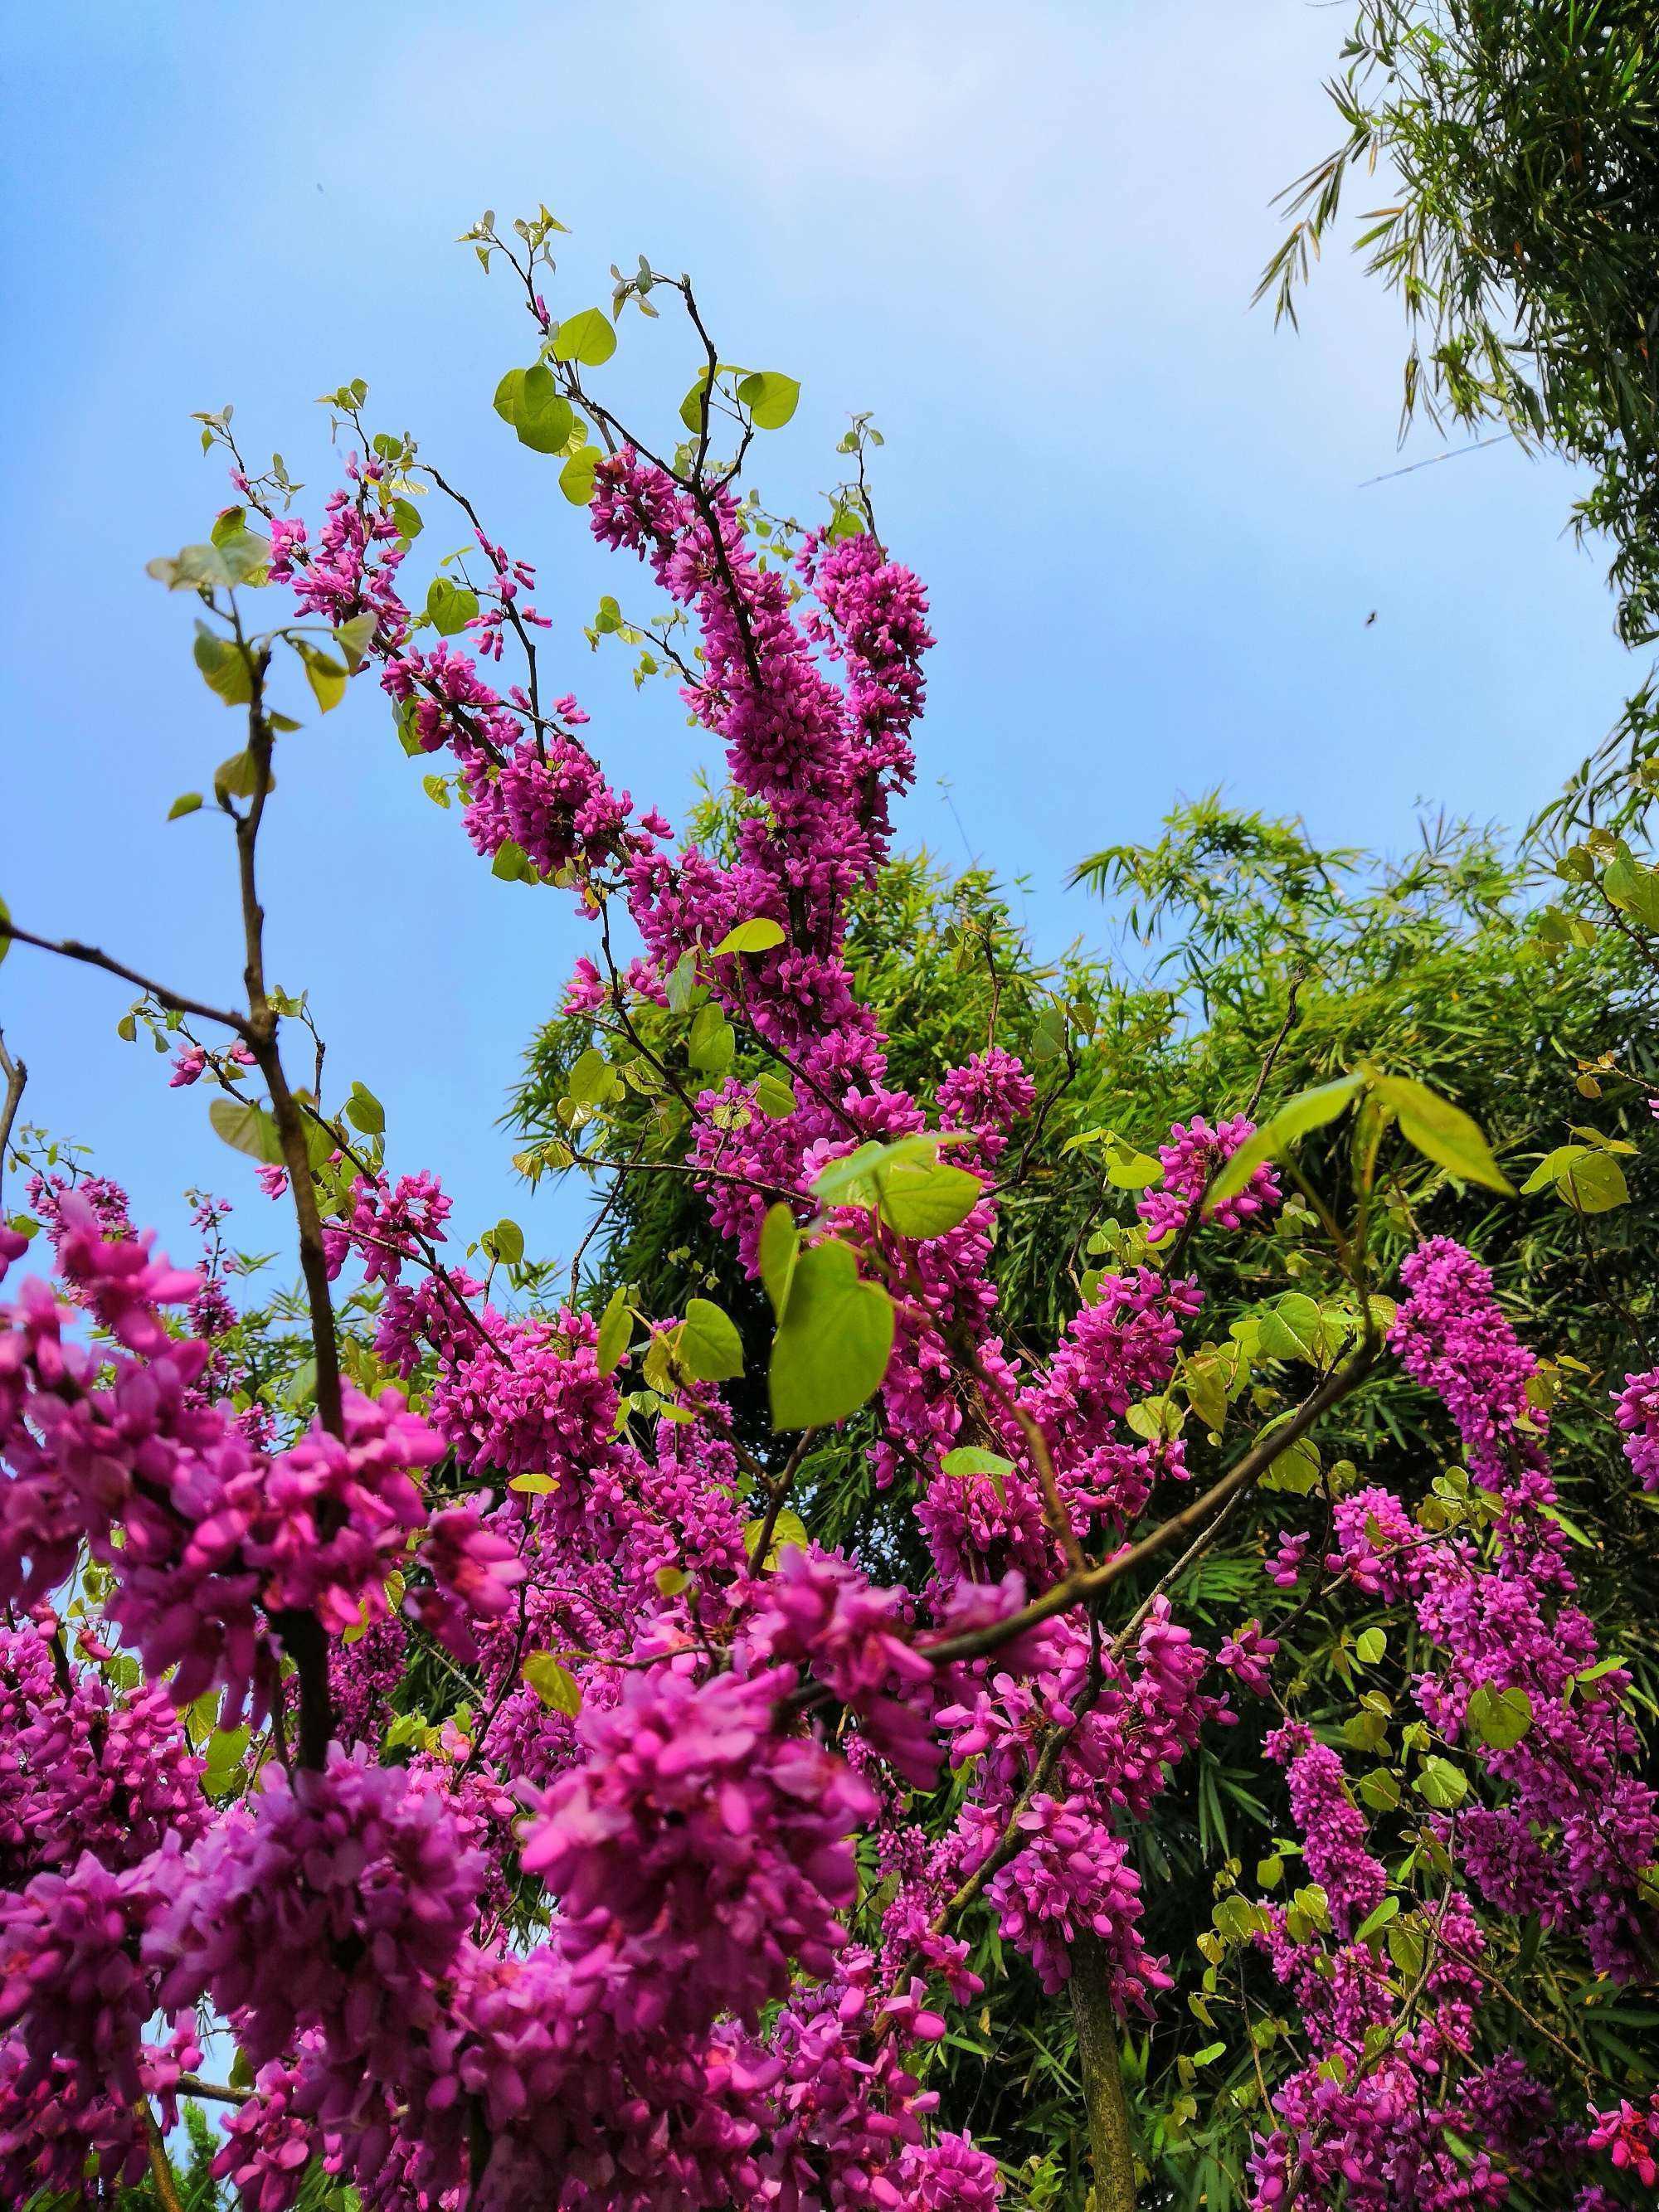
<box><xmin>1070</xmin><ymin>1933</ymin><xmax>1138</xmax><ymax>2212</ymax></box>
<box><xmin>228</xmin><ymin>637</ymin><xmax>338</xmax><ymax>1767</ymax></box>
<box><xmin>0</xmin><ymin>919</ymin><xmax>249</xmax><ymax>1038</ymax></box>
<box><xmin>138</xmin><ymin>2102</ymin><xmax>184</xmax><ymax>2212</ymax></box>
<box><xmin>917</xmin><ymin>1341</ymin><xmax>1378</xmax><ymax>1670</ymax></box>
<box><xmin>0</xmin><ymin>1029</ymin><xmax>26</xmax><ymax>1208</ymax></box>
<box><xmin>178</xmin><ymin>2073</ymin><xmax>255</xmax><ymax>2107</ymax></box>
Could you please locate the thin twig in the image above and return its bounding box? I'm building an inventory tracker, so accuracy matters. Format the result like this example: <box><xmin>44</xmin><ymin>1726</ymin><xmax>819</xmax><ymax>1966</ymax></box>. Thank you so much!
<box><xmin>1357</xmin><ymin>435</ymin><xmax>1506</xmax><ymax>489</ymax></box>
<box><xmin>227</xmin><ymin>632</ymin><xmax>338</xmax><ymax>1766</ymax></box>
<box><xmin>0</xmin><ymin>920</ymin><xmax>249</xmax><ymax>1038</ymax></box>
<box><xmin>745</xmin><ymin>1430</ymin><xmax>820</xmax><ymax>1573</ymax></box>
<box><xmin>568</xmin><ymin>1144</ymin><xmax>635</xmax><ymax>1309</ymax></box>
<box><xmin>0</xmin><ymin>1030</ymin><xmax>27</xmax><ymax>1207</ymax></box>
<box><xmin>1245</xmin><ymin>975</ymin><xmax>1304</xmax><ymax>1118</ymax></box>
<box><xmin>574</xmin><ymin>1149</ymin><xmax>801</xmax><ymax>1205</ymax></box>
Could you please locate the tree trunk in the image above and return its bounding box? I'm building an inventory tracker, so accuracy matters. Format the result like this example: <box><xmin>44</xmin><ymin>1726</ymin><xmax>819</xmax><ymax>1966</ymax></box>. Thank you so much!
<box><xmin>1070</xmin><ymin>1933</ymin><xmax>1136</xmax><ymax>2212</ymax></box>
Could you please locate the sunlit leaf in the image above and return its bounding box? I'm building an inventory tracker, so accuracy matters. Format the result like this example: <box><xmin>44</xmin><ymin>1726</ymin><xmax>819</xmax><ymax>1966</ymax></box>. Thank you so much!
<box><xmin>523</xmin><ymin>1652</ymin><xmax>581</xmax><ymax>1714</ymax></box>
<box><xmin>769</xmin><ymin>1239</ymin><xmax>894</xmax><ymax>1430</ymax></box>
<box><xmin>209</xmin><ymin>1096</ymin><xmax>285</xmax><ymax>1167</ymax></box>
<box><xmin>713</xmin><ymin>916</ymin><xmax>786</xmax><ymax>955</ymax></box>
<box><xmin>736</xmin><ymin>370</ymin><xmax>800</xmax><ymax>429</ymax></box>
<box><xmin>1467</xmin><ymin>1682</ymin><xmax>1532</xmax><ymax>1749</ymax></box>
<box><xmin>678</xmin><ymin>1296</ymin><xmax>744</xmax><ymax>1383</ymax></box>
<box><xmin>1209</xmin><ymin>1073</ymin><xmax>1364</xmax><ymax>1205</ymax></box>
<box><xmin>552</xmin><ymin>308</ymin><xmax>617</xmax><ymax>367</ymax></box>
<box><xmin>596</xmin><ymin>1283</ymin><xmax>633</xmax><ymax>1374</ymax></box>
<box><xmin>1374</xmin><ymin>1074</ymin><xmax>1514</xmax><ymax>1195</ymax></box>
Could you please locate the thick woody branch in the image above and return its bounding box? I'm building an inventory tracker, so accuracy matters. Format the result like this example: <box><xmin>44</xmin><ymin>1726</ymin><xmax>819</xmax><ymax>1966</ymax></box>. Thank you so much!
<box><xmin>229</xmin><ymin>640</ymin><xmax>339</xmax><ymax>1767</ymax></box>
<box><xmin>178</xmin><ymin>2073</ymin><xmax>255</xmax><ymax>2108</ymax></box>
<box><xmin>231</xmin><ymin>653</ymin><xmax>343</xmax><ymax>1446</ymax></box>
<box><xmin>138</xmin><ymin>2103</ymin><xmax>184</xmax><ymax>2212</ymax></box>
<box><xmin>917</xmin><ymin>1341</ymin><xmax>1377</xmax><ymax>1670</ymax></box>
<box><xmin>1070</xmin><ymin>1933</ymin><xmax>1138</xmax><ymax>2212</ymax></box>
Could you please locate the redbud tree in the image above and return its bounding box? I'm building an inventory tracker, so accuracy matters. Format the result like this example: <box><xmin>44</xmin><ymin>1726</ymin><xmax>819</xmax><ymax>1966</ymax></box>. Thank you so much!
<box><xmin>2</xmin><ymin>205</ymin><xmax>1657</xmax><ymax>2212</ymax></box>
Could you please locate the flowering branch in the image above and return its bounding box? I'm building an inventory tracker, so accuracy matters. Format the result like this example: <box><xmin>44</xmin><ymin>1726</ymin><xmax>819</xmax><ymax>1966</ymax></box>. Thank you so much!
<box><xmin>918</xmin><ymin>1335</ymin><xmax>1379</xmax><ymax>1670</ymax></box>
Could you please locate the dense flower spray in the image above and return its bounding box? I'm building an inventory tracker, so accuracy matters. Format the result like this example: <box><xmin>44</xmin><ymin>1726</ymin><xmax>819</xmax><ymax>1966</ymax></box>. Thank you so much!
<box><xmin>2</xmin><ymin>229</ymin><xmax>1654</xmax><ymax>2212</ymax></box>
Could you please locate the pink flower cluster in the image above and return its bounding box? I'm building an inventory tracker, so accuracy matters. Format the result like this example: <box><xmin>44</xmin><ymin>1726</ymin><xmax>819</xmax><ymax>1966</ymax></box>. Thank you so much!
<box><xmin>0</xmin><ymin>1200</ymin><xmax>502</xmax><ymax>1726</ymax></box>
<box><xmin>752</xmin><ymin>1545</ymin><xmax>939</xmax><ymax>1786</ymax></box>
<box><xmin>150</xmin><ymin>1744</ymin><xmax>483</xmax><ymax>2104</ymax></box>
<box><xmin>1264</xmin><ymin>1721</ymin><xmax>1387</xmax><ymax>1934</ymax></box>
<box><xmin>1589</xmin><ymin>2093</ymin><xmax>1659</xmax><ymax>2189</ymax></box>
<box><xmin>0</xmin><ymin>1618</ymin><xmax>207</xmax><ymax>1883</ymax></box>
<box><xmin>1613</xmin><ymin>1363</ymin><xmax>1659</xmax><ymax>1491</ymax></box>
<box><xmin>520</xmin><ymin>1665</ymin><xmax>873</xmax><ymax>2027</ymax></box>
<box><xmin>1137</xmin><ymin>1113</ymin><xmax>1282</xmax><ymax>1243</ymax></box>
<box><xmin>16</xmin><ymin>311</ymin><xmax>1656</xmax><ymax>2212</ymax></box>
<box><xmin>322</xmin><ymin>1169</ymin><xmax>452</xmax><ymax>1286</ymax></box>
<box><xmin>1247</xmin><ymin>1893</ymin><xmax>1518</xmax><ymax>2211</ymax></box>
<box><xmin>1247</xmin><ymin>1235</ymin><xmax>1659</xmax><ymax>2204</ymax></box>
<box><xmin>0</xmin><ymin>1841</ymin><xmax>199</xmax><ymax>2200</ymax></box>
<box><xmin>984</xmin><ymin>1793</ymin><xmax>1166</xmax><ymax>2004</ymax></box>
<box><xmin>1382</xmin><ymin>1237</ymin><xmax>1659</xmax><ymax>1976</ymax></box>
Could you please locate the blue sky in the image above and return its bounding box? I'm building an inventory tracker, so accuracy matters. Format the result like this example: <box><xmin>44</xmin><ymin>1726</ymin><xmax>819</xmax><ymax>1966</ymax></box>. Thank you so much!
<box><xmin>1</xmin><ymin>0</ymin><xmax>1641</xmax><ymax>1275</ymax></box>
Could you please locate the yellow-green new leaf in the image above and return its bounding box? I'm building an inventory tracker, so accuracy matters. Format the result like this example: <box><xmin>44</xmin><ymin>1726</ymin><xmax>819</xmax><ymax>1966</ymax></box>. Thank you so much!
<box><xmin>1521</xmin><ymin>1144</ymin><xmax>1628</xmax><ymax>1214</ymax></box>
<box><xmin>877</xmin><ymin>1155</ymin><xmax>982</xmax><ymax>1240</ymax></box>
<box><xmin>1414</xmin><ymin>1756</ymin><xmax>1468</xmax><ymax>1811</ymax></box>
<box><xmin>940</xmin><ymin>1446</ymin><xmax>1010</xmax><ymax>1503</ymax></box>
<box><xmin>679</xmin><ymin>1297</ymin><xmax>744</xmax><ymax>1383</ymax></box>
<box><xmin>596</xmin><ymin>1283</ymin><xmax>633</xmax><ymax>1375</ymax></box>
<box><xmin>485</xmin><ymin>1218</ymin><xmax>524</xmax><ymax>1266</ymax></box>
<box><xmin>759</xmin><ymin>1203</ymin><xmax>799</xmax><ymax>1315</ymax></box>
<box><xmin>743</xmin><ymin>1507</ymin><xmax>810</xmax><ymax>1568</ymax></box>
<box><xmin>811</xmin><ymin>1133</ymin><xmax>974</xmax><ymax>1235</ymax></box>
<box><xmin>1467</xmin><ymin>1682</ymin><xmax>1532</xmax><ymax>1749</ymax></box>
<box><xmin>333</xmin><ymin>612</ymin><xmax>377</xmax><ymax>672</ymax></box>
<box><xmin>427</xmin><ymin>578</ymin><xmax>479</xmax><ymax>636</ymax></box>
<box><xmin>1102</xmin><ymin>1135</ymin><xmax>1164</xmax><ymax>1190</ymax></box>
<box><xmin>1209</xmin><ymin>1073</ymin><xmax>1365</xmax><ymax>1207</ymax></box>
<box><xmin>1603</xmin><ymin>848</ymin><xmax>1659</xmax><ymax>931</ymax></box>
<box><xmin>1376</xmin><ymin>1076</ymin><xmax>1513</xmax><ymax>1194</ymax></box>
<box><xmin>194</xmin><ymin>625</ymin><xmax>256</xmax><ymax>706</ymax></box>
<box><xmin>559</xmin><ymin>445</ymin><xmax>602</xmax><ymax>505</ymax></box>
<box><xmin>811</xmin><ymin>1138</ymin><xmax>898</xmax><ymax>1208</ymax></box>
<box><xmin>769</xmin><ymin>1239</ymin><xmax>894</xmax><ymax>1430</ymax></box>
<box><xmin>299</xmin><ymin>644</ymin><xmax>348</xmax><ymax>714</ymax></box>
<box><xmin>494</xmin><ymin>364</ymin><xmax>576</xmax><ymax>455</ymax></box>
<box><xmin>209</xmin><ymin>1096</ymin><xmax>285</xmax><ymax>1168</ymax></box>
<box><xmin>753</xmin><ymin>1073</ymin><xmax>798</xmax><ymax>1120</ymax></box>
<box><xmin>713</xmin><ymin>916</ymin><xmax>786</xmax><ymax>956</ymax></box>
<box><xmin>736</xmin><ymin>370</ymin><xmax>800</xmax><ymax>429</ymax></box>
<box><xmin>523</xmin><ymin>1652</ymin><xmax>581</xmax><ymax>1714</ymax></box>
<box><xmin>1355</xmin><ymin>1895</ymin><xmax>1400</xmax><ymax>1943</ymax></box>
<box><xmin>552</xmin><ymin>308</ymin><xmax>617</xmax><ymax>367</ymax></box>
